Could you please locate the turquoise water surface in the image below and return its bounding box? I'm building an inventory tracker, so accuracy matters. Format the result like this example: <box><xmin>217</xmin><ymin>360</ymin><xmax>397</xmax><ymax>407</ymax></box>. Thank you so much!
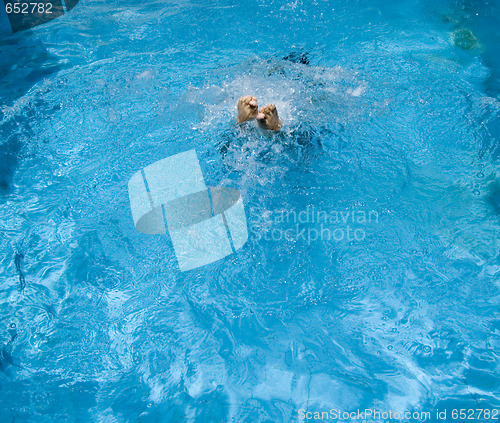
<box><xmin>1</xmin><ymin>0</ymin><xmax>500</xmax><ymax>422</ymax></box>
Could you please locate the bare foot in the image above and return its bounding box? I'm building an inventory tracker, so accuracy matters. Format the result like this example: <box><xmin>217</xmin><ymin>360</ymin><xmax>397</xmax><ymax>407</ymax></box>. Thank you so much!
<box><xmin>256</xmin><ymin>104</ymin><xmax>282</xmax><ymax>131</ymax></box>
<box><xmin>237</xmin><ymin>95</ymin><xmax>258</xmax><ymax>123</ymax></box>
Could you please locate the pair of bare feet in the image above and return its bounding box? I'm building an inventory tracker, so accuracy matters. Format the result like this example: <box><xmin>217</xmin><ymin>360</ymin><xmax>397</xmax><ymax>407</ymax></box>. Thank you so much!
<box><xmin>237</xmin><ymin>95</ymin><xmax>282</xmax><ymax>131</ymax></box>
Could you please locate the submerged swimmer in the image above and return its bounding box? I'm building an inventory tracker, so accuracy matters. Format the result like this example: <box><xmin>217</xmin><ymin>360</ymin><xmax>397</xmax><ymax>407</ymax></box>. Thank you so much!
<box><xmin>219</xmin><ymin>94</ymin><xmax>320</xmax><ymax>162</ymax></box>
<box><xmin>237</xmin><ymin>95</ymin><xmax>282</xmax><ymax>131</ymax></box>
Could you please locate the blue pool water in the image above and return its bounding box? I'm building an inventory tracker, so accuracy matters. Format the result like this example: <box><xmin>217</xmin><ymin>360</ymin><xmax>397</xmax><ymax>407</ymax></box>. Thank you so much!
<box><xmin>1</xmin><ymin>0</ymin><xmax>500</xmax><ymax>421</ymax></box>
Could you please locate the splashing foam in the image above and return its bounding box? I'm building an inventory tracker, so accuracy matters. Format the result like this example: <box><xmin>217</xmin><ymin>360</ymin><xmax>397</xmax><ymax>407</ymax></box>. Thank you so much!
<box><xmin>186</xmin><ymin>56</ymin><xmax>369</xmax><ymax>132</ymax></box>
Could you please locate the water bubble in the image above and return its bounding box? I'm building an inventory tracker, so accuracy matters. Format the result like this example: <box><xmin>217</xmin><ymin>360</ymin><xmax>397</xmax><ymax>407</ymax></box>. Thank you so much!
<box><xmin>473</xmin><ymin>189</ymin><xmax>480</xmax><ymax>196</ymax></box>
<box><xmin>10</xmin><ymin>323</ymin><xmax>16</xmax><ymax>329</ymax></box>
<box><xmin>387</xmin><ymin>345</ymin><xmax>394</xmax><ymax>350</ymax></box>
<box><xmin>476</xmin><ymin>172</ymin><xmax>484</xmax><ymax>178</ymax></box>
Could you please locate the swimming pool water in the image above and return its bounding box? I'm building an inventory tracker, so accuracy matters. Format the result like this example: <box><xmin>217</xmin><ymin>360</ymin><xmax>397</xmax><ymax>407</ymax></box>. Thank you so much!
<box><xmin>1</xmin><ymin>0</ymin><xmax>499</xmax><ymax>421</ymax></box>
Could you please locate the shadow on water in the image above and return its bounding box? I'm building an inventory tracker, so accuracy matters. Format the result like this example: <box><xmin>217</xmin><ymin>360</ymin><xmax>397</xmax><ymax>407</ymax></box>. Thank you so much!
<box><xmin>456</xmin><ymin>0</ymin><xmax>500</xmax><ymax>217</ymax></box>
<box><xmin>14</xmin><ymin>251</ymin><xmax>26</xmax><ymax>292</ymax></box>
<box><xmin>446</xmin><ymin>0</ymin><xmax>500</xmax><ymax>160</ymax></box>
<box><xmin>0</xmin><ymin>324</ymin><xmax>21</xmax><ymax>373</ymax></box>
<box><xmin>0</xmin><ymin>35</ymin><xmax>65</xmax><ymax>105</ymax></box>
<box><xmin>0</xmin><ymin>0</ymin><xmax>79</xmax><ymax>193</ymax></box>
<box><xmin>488</xmin><ymin>180</ymin><xmax>500</xmax><ymax>214</ymax></box>
<box><xmin>0</xmin><ymin>31</ymin><xmax>68</xmax><ymax>195</ymax></box>
<box><xmin>0</xmin><ymin>134</ymin><xmax>23</xmax><ymax>194</ymax></box>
